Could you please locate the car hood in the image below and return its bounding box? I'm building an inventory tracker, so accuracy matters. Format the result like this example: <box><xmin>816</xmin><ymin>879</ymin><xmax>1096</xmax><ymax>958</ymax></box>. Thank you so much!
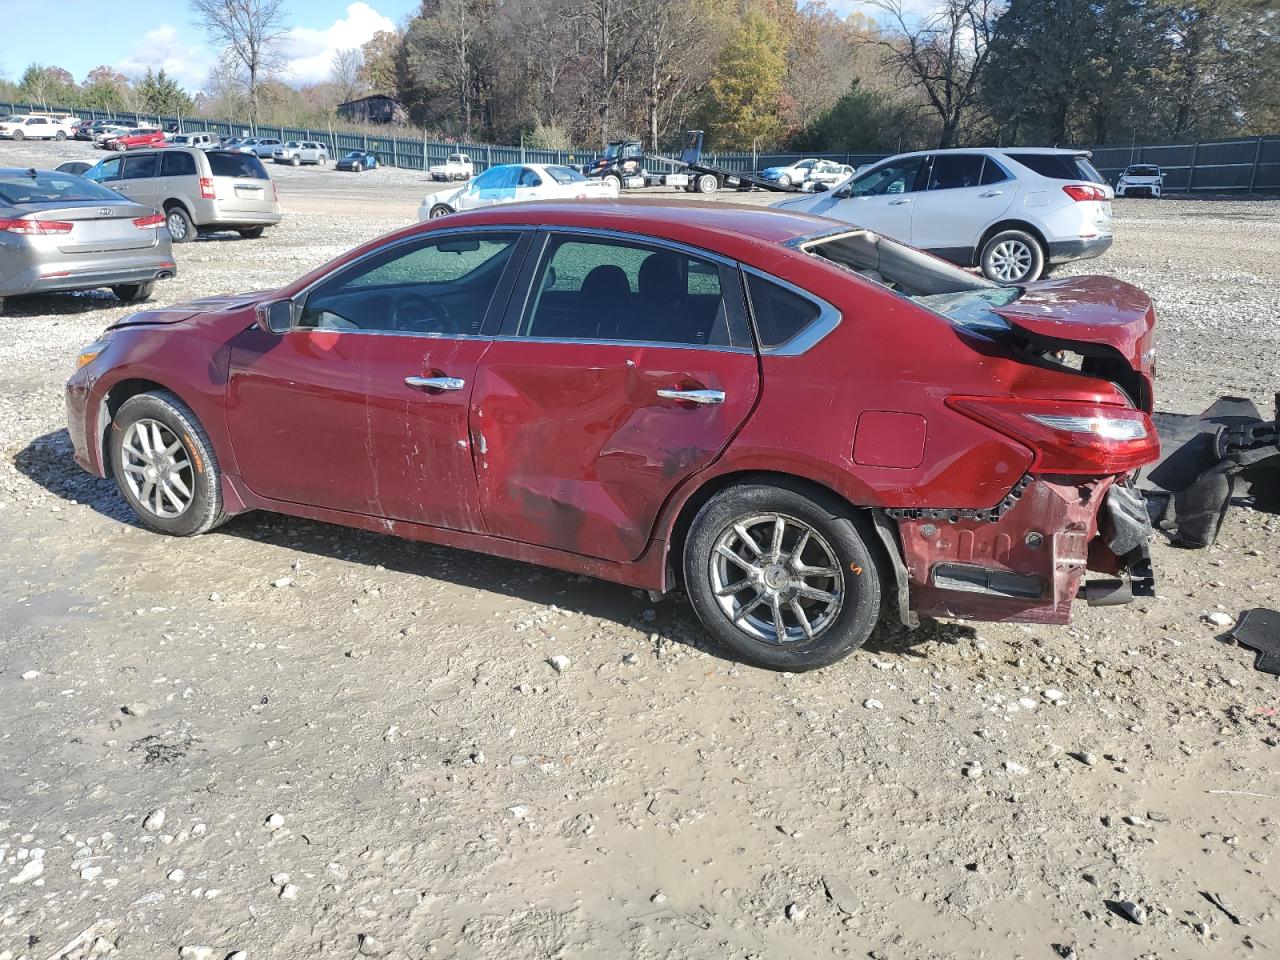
<box><xmin>108</xmin><ymin>291</ymin><xmax>274</xmax><ymax>330</ymax></box>
<box><xmin>992</xmin><ymin>276</ymin><xmax>1154</xmax><ymax>370</ymax></box>
<box><xmin>422</xmin><ymin>184</ymin><xmax>466</xmax><ymax>206</ymax></box>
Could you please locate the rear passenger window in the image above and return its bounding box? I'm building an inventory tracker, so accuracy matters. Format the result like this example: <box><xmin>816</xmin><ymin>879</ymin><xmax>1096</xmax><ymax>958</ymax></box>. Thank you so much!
<box><xmin>927</xmin><ymin>154</ymin><xmax>986</xmax><ymax>190</ymax></box>
<box><xmin>745</xmin><ymin>274</ymin><xmax>823</xmax><ymax>349</ymax></box>
<box><xmin>980</xmin><ymin>157</ymin><xmax>1009</xmax><ymax>185</ymax></box>
<box><xmin>121</xmin><ymin>154</ymin><xmax>159</xmax><ymax>179</ymax></box>
<box><xmin>1010</xmin><ymin>153</ymin><xmax>1106</xmax><ymax>184</ymax></box>
<box><xmin>161</xmin><ymin>151</ymin><xmax>197</xmax><ymax>177</ymax></box>
<box><xmin>523</xmin><ymin>236</ymin><xmax>745</xmax><ymax>347</ymax></box>
<box><xmin>208</xmin><ymin>152</ymin><xmax>269</xmax><ymax>180</ymax></box>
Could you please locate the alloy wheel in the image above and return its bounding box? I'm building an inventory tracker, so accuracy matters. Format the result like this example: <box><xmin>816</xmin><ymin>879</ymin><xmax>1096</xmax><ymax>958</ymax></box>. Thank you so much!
<box><xmin>120</xmin><ymin>419</ymin><xmax>195</xmax><ymax>519</ymax></box>
<box><xmin>166</xmin><ymin>210</ymin><xmax>188</xmax><ymax>241</ymax></box>
<box><xmin>990</xmin><ymin>239</ymin><xmax>1033</xmax><ymax>282</ymax></box>
<box><xmin>709</xmin><ymin>513</ymin><xmax>845</xmax><ymax>644</ymax></box>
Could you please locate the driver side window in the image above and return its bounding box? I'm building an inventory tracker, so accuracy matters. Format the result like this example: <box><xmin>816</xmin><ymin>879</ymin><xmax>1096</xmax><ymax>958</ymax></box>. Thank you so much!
<box><xmin>851</xmin><ymin>158</ymin><xmax>924</xmax><ymax>197</ymax></box>
<box><xmin>298</xmin><ymin>233</ymin><xmax>518</xmax><ymax>335</ymax></box>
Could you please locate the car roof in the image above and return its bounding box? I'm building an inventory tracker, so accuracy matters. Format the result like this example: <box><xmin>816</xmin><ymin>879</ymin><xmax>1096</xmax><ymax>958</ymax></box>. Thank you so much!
<box><xmin>873</xmin><ymin>146</ymin><xmax>1091</xmax><ymax>161</ymax></box>
<box><xmin>427</xmin><ymin>199</ymin><xmax>837</xmax><ymax>252</ymax></box>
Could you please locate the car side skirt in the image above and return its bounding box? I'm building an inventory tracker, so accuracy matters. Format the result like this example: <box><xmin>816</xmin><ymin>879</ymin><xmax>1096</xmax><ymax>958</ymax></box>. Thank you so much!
<box><xmin>223</xmin><ymin>475</ymin><xmax>670</xmax><ymax>591</ymax></box>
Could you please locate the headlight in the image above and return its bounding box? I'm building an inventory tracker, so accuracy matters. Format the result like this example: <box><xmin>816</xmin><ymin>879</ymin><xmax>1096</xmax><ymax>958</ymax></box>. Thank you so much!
<box><xmin>76</xmin><ymin>338</ymin><xmax>110</xmax><ymax>369</ymax></box>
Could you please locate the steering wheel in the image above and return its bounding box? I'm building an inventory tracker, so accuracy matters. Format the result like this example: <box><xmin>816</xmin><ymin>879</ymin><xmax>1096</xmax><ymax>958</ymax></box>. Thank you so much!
<box><xmin>392</xmin><ymin>293</ymin><xmax>456</xmax><ymax>334</ymax></box>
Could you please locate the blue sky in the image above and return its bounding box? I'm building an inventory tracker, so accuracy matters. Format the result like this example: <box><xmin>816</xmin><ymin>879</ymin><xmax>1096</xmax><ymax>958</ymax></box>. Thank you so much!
<box><xmin>0</xmin><ymin>0</ymin><xmax>889</xmax><ymax>95</ymax></box>
<box><xmin>0</xmin><ymin>0</ymin><xmax>420</xmax><ymax>92</ymax></box>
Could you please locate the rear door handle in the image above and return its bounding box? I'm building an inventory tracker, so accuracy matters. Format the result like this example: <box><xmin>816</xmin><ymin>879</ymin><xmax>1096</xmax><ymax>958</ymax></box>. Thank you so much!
<box><xmin>405</xmin><ymin>376</ymin><xmax>465</xmax><ymax>391</ymax></box>
<box><xmin>657</xmin><ymin>388</ymin><xmax>725</xmax><ymax>405</ymax></box>
<box><xmin>979</xmin><ymin>190</ymin><xmax>1004</xmax><ymax>197</ymax></box>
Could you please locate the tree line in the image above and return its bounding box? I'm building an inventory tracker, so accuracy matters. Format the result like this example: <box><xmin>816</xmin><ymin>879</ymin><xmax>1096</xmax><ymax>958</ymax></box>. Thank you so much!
<box><xmin>1</xmin><ymin>0</ymin><xmax>1275</xmax><ymax>153</ymax></box>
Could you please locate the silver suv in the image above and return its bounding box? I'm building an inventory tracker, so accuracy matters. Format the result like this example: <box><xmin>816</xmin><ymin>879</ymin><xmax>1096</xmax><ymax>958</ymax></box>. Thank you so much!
<box><xmin>273</xmin><ymin>141</ymin><xmax>329</xmax><ymax>166</ymax></box>
<box><xmin>774</xmin><ymin>147</ymin><xmax>1114</xmax><ymax>284</ymax></box>
<box><xmin>83</xmin><ymin>148</ymin><xmax>283</xmax><ymax>242</ymax></box>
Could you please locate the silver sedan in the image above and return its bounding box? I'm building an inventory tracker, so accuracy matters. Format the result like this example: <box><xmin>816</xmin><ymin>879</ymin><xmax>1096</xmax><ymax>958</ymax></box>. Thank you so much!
<box><xmin>0</xmin><ymin>168</ymin><xmax>176</xmax><ymax>314</ymax></box>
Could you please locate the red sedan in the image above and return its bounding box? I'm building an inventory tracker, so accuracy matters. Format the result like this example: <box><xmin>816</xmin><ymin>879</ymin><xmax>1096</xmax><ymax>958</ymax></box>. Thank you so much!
<box><xmin>66</xmin><ymin>201</ymin><xmax>1160</xmax><ymax>670</ymax></box>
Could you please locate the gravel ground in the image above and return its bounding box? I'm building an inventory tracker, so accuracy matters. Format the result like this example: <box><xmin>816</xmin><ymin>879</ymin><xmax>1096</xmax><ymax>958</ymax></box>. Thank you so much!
<box><xmin>1</xmin><ymin>138</ymin><xmax>1278</xmax><ymax>960</ymax></box>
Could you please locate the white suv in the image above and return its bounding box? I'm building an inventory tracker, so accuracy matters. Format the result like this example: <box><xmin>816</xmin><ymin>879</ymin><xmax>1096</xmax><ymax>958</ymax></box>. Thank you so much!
<box><xmin>773</xmin><ymin>147</ymin><xmax>1114</xmax><ymax>284</ymax></box>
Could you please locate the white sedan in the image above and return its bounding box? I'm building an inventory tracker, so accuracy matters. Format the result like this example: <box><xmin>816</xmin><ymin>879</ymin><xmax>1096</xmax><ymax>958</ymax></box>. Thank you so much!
<box><xmin>419</xmin><ymin>163</ymin><xmax>619</xmax><ymax>220</ymax></box>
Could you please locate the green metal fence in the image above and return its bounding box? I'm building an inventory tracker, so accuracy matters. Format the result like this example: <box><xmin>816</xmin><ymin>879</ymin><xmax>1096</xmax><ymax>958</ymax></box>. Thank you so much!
<box><xmin>3</xmin><ymin>101</ymin><xmax>1277</xmax><ymax>192</ymax></box>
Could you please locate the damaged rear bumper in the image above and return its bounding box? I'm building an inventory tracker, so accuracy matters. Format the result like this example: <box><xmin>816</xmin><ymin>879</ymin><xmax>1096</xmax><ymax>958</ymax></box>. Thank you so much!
<box><xmin>888</xmin><ymin>476</ymin><xmax>1153</xmax><ymax>625</ymax></box>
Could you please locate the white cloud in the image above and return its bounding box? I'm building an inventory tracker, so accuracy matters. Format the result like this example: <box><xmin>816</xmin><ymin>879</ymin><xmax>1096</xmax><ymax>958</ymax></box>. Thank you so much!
<box><xmin>279</xmin><ymin>2</ymin><xmax>395</xmax><ymax>85</ymax></box>
<box><xmin>117</xmin><ymin>24</ymin><xmax>215</xmax><ymax>93</ymax></box>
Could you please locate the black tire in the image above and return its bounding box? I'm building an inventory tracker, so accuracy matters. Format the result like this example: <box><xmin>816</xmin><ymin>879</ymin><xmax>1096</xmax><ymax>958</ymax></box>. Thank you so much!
<box><xmin>164</xmin><ymin>204</ymin><xmax>195</xmax><ymax>243</ymax></box>
<box><xmin>238</xmin><ymin>226</ymin><xmax>265</xmax><ymax>239</ymax></box>
<box><xmin>429</xmin><ymin>204</ymin><xmax>453</xmax><ymax>219</ymax></box>
<box><xmin>291</xmin><ymin>155</ymin><xmax>300</xmax><ymax>166</ymax></box>
<box><xmin>55</xmin><ymin>129</ymin><xmax>66</xmax><ymax>141</ymax></box>
<box><xmin>109</xmin><ymin>391</ymin><xmax>227</xmax><ymax>537</ymax></box>
<box><xmin>696</xmin><ymin>173</ymin><xmax>719</xmax><ymax>194</ymax></box>
<box><xmin>11</xmin><ymin>130</ymin><xmax>23</xmax><ymax>141</ymax></box>
<box><xmin>979</xmin><ymin>228</ymin><xmax>1045</xmax><ymax>284</ymax></box>
<box><xmin>682</xmin><ymin>481</ymin><xmax>882</xmax><ymax>671</ymax></box>
<box><xmin>112</xmin><ymin>282</ymin><xmax>154</xmax><ymax>303</ymax></box>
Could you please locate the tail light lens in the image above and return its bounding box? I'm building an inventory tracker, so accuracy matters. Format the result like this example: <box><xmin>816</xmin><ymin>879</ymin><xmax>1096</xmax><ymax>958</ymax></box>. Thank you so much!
<box><xmin>1063</xmin><ymin>184</ymin><xmax>1107</xmax><ymax>202</ymax></box>
<box><xmin>199</xmin><ymin>176</ymin><xmax>215</xmax><ymax>199</ymax></box>
<box><xmin>132</xmin><ymin>213</ymin><xmax>165</xmax><ymax>228</ymax></box>
<box><xmin>0</xmin><ymin>218</ymin><xmax>73</xmax><ymax>235</ymax></box>
<box><xmin>948</xmin><ymin>396</ymin><xmax>1159</xmax><ymax>474</ymax></box>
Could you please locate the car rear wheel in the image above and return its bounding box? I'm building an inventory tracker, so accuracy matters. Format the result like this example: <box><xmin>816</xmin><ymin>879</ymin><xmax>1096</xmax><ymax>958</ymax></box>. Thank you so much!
<box><xmin>112</xmin><ymin>282</ymin><xmax>154</xmax><ymax>303</ymax></box>
<box><xmin>980</xmin><ymin>229</ymin><xmax>1044</xmax><ymax>284</ymax></box>
<box><xmin>11</xmin><ymin>130</ymin><xmax>23</xmax><ymax>141</ymax></box>
<box><xmin>352</xmin><ymin>162</ymin><xmax>363</xmax><ymax>172</ymax></box>
<box><xmin>238</xmin><ymin>226</ymin><xmax>265</xmax><ymax>239</ymax></box>
<box><xmin>165</xmin><ymin>205</ymin><xmax>194</xmax><ymax>243</ymax></box>
<box><xmin>429</xmin><ymin>204</ymin><xmax>454</xmax><ymax>219</ymax></box>
<box><xmin>291</xmin><ymin>155</ymin><xmax>300</xmax><ymax>166</ymax></box>
<box><xmin>55</xmin><ymin>130</ymin><xmax>66</xmax><ymax>141</ymax></box>
<box><xmin>682</xmin><ymin>481</ymin><xmax>881</xmax><ymax>671</ymax></box>
<box><xmin>109</xmin><ymin>391</ymin><xmax>227</xmax><ymax>537</ymax></box>
<box><xmin>696</xmin><ymin>173</ymin><xmax>719</xmax><ymax>194</ymax></box>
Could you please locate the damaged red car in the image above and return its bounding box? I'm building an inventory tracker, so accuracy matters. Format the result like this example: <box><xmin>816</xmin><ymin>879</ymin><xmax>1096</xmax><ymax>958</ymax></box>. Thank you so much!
<box><xmin>66</xmin><ymin>201</ymin><xmax>1159</xmax><ymax>670</ymax></box>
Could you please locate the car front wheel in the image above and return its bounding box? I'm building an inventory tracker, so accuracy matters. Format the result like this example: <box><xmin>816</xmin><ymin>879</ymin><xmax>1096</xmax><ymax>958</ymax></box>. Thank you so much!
<box><xmin>777</xmin><ymin>174</ymin><xmax>792</xmax><ymax>188</ymax></box>
<box><xmin>682</xmin><ymin>481</ymin><xmax>882</xmax><ymax>671</ymax></box>
<box><xmin>980</xmin><ymin>229</ymin><xmax>1045</xmax><ymax>284</ymax></box>
<box><xmin>109</xmin><ymin>391</ymin><xmax>227</xmax><ymax>537</ymax></box>
<box><xmin>429</xmin><ymin>204</ymin><xmax>453</xmax><ymax>219</ymax></box>
<box><xmin>696</xmin><ymin>173</ymin><xmax>719</xmax><ymax>194</ymax></box>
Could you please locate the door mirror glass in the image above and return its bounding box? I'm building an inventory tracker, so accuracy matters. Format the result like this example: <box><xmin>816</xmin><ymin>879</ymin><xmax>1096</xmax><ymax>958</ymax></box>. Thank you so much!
<box><xmin>257</xmin><ymin>299</ymin><xmax>297</xmax><ymax>335</ymax></box>
<box><xmin>833</xmin><ymin>185</ymin><xmax>852</xmax><ymax>199</ymax></box>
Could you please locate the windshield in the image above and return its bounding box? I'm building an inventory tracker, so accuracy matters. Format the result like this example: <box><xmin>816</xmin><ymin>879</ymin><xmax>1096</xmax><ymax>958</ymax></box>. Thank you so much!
<box><xmin>603</xmin><ymin>143</ymin><xmax>623</xmax><ymax>159</ymax></box>
<box><xmin>448</xmin><ymin>154</ymin><xmax>465</xmax><ymax>162</ymax></box>
<box><xmin>345</xmin><ymin>151</ymin><xmax>362</xmax><ymax>158</ymax></box>
<box><xmin>286</xmin><ymin>141</ymin><xmax>301</xmax><ymax>148</ymax></box>
<box><xmin>546</xmin><ymin>165</ymin><xmax>586</xmax><ymax>184</ymax></box>
<box><xmin>801</xmin><ymin>229</ymin><xmax>1018</xmax><ymax>334</ymax></box>
<box><xmin>0</xmin><ymin>172</ymin><xmax>122</xmax><ymax>204</ymax></box>
<box><xmin>1126</xmin><ymin>165</ymin><xmax>1160</xmax><ymax>176</ymax></box>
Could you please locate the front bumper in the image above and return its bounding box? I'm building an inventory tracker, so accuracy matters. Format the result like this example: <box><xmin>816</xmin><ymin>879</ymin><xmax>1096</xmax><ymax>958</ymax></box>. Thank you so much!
<box><xmin>1046</xmin><ymin>234</ymin><xmax>1113</xmax><ymax>264</ymax></box>
<box><xmin>893</xmin><ymin>475</ymin><xmax>1152</xmax><ymax>624</ymax></box>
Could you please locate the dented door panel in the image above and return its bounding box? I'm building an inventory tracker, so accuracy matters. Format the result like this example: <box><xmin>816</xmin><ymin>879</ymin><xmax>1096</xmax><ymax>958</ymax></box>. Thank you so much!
<box><xmin>472</xmin><ymin>341</ymin><xmax>760</xmax><ymax>561</ymax></box>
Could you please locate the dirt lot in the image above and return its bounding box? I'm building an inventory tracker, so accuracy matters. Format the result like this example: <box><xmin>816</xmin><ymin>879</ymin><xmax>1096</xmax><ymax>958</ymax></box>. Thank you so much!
<box><xmin>1</xmin><ymin>139</ymin><xmax>1277</xmax><ymax>960</ymax></box>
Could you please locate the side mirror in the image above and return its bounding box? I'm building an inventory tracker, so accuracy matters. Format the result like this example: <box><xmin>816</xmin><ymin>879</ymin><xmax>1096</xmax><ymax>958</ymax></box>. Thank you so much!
<box><xmin>834</xmin><ymin>186</ymin><xmax>852</xmax><ymax>199</ymax></box>
<box><xmin>256</xmin><ymin>298</ymin><xmax>297</xmax><ymax>335</ymax></box>
<box><xmin>811</xmin><ymin>182</ymin><xmax>830</xmax><ymax>193</ymax></box>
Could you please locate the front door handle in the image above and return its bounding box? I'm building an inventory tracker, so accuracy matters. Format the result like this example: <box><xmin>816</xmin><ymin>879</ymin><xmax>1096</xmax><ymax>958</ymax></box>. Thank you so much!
<box><xmin>888</xmin><ymin>198</ymin><xmax>911</xmax><ymax>205</ymax></box>
<box><xmin>657</xmin><ymin>388</ymin><xmax>725</xmax><ymax>405</ymax></box>
<box><xmin>979</xmin><ymin>189</ymin><xmax>1004</xmax><ymax>197</ymax></box>
<box><xmin>405</xmin><ymin>375</ymin><xmax>465</xmax><ymax>391</ymax></box>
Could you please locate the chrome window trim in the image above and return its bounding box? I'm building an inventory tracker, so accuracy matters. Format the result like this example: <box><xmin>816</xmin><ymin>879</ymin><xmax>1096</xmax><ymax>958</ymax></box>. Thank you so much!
<box><xmin>740</xmin><ymin>266</ymin><xmax>842</xmax><ymax>357</ymax></box>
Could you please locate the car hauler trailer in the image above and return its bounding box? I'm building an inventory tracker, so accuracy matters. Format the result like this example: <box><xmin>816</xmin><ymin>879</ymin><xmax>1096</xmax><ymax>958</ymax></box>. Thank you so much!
<box><xmin>583</xmin><ymin>130</ymin><xmax>805</xmax><ymax>195</ymax></box>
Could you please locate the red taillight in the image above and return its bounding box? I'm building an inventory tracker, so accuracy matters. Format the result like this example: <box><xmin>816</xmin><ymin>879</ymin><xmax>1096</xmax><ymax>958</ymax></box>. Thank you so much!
<box><xmin>132</xmin><ymin>213</ymin><xmax>165</xmax><ymax>228</ymax></box>
<box><xmin>1063</xmin><ymin>184</ymin><xmax>1106</xmax><ymax>202</ymax></box>
<box><xmin>0</xmin><ymin>218</ymin><xmax>74</xmax><ymax>235</ymax></box>
<box><xmin>948</xmin><ymin>396</ymin><xmax>1159</xmax><ymax>475</ymax></box>
<box><xmin>199</xmin><ymin>176</ymin><xmax>215</xmax><ymax>199</ymax></box>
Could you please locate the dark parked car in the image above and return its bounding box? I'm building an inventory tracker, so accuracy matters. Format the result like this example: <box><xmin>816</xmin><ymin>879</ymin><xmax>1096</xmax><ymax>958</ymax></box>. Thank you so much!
<box><xmin>54</xmin><ymin>161</ymin><xmax>93</xmax><ymax>176</ymax></box>
<box><xmin>335</xmin><ymin>150</ymin><xmax>378</xmax><ymax>172</ymax></box>
<box><xmin>65</xmin><ymin>201</ymin><xmax>1160</xmax><ymax>670</ymax></box>
<box><xmin>0</xmin><ymin>167</ymin><xmax>174</xmax><ymax>314</ymax></box>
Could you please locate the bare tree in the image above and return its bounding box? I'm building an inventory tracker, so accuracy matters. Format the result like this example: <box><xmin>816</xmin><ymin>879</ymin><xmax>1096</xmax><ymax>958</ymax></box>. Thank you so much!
<box><xmin>860</xmin><ymin>0</ymin><xmax>1003</xmax><ymax>148</ymax></box>
<box><xmin>189</xmin><ymin>0</ymin><xmax>289</xmax><ymax>122</ymax></box>
<box><xmin>570</xmin><ymin>0</ymin><xmax>644</xmax><ymax>142</ymax></box>
<box><xmin>330</xmin><ymin>47</ymin><xmax>364</xmax><ymax>103</ymax></box>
